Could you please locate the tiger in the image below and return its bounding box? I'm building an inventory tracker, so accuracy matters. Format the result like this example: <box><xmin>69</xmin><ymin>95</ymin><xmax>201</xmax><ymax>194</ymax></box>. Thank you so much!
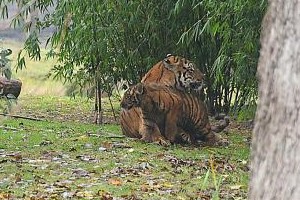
<box><xmin>120</xmin><ymin>83</ymin><xmax>229</xmax><ymax>146</ymax></box>
<box><xmin>120</xmin><ymin>54</ymin><xmax>206</xmax><ymax>141</ymax></box>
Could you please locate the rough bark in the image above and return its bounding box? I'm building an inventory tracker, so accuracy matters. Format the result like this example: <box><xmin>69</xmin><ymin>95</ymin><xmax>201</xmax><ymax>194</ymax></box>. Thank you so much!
<box><xmin>249</xmin><ymin>1</ymin><xmax>300</xmax><ymax>199</ymax></box>
<box><xmin>0</xmin><ymin>77</ymin><xmax>22</xmax><ymax>98</ymax></box>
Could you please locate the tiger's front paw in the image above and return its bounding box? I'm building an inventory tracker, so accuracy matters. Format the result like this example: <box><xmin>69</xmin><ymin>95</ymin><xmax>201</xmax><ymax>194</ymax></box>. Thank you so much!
<box><xmin>154</xmin><ymin>137</ymin><xmax>171</xmax><ymax>147</ymax></box>
<box><xmin>141</xmin><ymin>134</ymin><xmax>152</xmax><ymax>143</ymax></box>
<box><xmin>141</xmin><ymin>134</ymin><xmax>170</xmax><ymax>146</ymax></box>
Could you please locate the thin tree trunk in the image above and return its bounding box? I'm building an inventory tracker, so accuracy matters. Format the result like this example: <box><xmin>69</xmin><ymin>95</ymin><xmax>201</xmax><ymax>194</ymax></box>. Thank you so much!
<box><xmin>108</xmin><ymin>94</ymin><xmax>117</xmax><ymax>123</ymax></box>
<box><xmin>91</xmin><ymin>2</ymin><xmax>103</xmax><ymax>125</ymax></box>
<box><xmin>249</xmin><ymin>1</ymin><xmax>300</xmax><ymax>199</ymax></box>
<box><xmin>97</xmin><ymin>80</ymin><xmax>102</xmax><ymax>124</ymax></box>
<box><xmin>94</xmin><ymin>77</ymin><xmax>98</xmax><ymax>124</ymax></box>
<box><xmin>94</xmin><ymin>77</ymin><xmax>103</xmax><ymax>124</ymax></box>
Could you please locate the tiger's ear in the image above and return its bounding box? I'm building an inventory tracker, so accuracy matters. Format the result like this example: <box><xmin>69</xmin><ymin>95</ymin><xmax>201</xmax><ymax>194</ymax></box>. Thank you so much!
<box><xmin>135</xmin><ymin>83</ymin><xmax>144</xmax><ymax>95</ymax></box>
<box><xmin>163</xmin><ymin>58</ymin><xmax>174</xmax><ymax>71</ymax></box>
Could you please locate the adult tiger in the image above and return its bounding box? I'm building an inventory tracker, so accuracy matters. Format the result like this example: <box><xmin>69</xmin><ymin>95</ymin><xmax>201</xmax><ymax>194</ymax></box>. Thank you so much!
<box><xmin>120</xmin><ymin>55</ymin><xmax>205</xmax><ymax>140</ymax></box>
<box><xmin>120</xmin><ymin>83</ymin><xmax>229</xmax><ymax>145</ymax></box>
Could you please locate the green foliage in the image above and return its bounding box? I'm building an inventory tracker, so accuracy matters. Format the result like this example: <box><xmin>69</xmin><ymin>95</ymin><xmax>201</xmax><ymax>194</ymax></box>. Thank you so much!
<box><xmin>173</xmin><ymin>0</ymin><xmax>266</xmax><ymax>115</ymax></box>
<box><xmin>0</xmin><ymin>0</ymin><xmax>267</xmax><ymax>115</ymax></box>
<box><xmin>236</xmin><ymin>104</ymin><xmax>257</xmax><ymax>121</ymax></box>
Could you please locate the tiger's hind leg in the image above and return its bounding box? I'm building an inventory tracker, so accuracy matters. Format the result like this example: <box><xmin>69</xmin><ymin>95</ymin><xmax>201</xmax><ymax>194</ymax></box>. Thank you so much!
<box><xmin>139</xmin><ymin>118</ymin><xmax>170</xmax><ymax>146</ymax></box>
<box><xmin>173</xmin><ymin>127</ymin><xmax>196</xmax><ymax>145</ymax></box>
<box><xmin>179</xmin><ymin>131</ymin><xmax>196</xmax><ymax>145</ymax></box>
<box><xmin>163</xmin><ymin>111</ymin><xmax>182</xmax><ymax>143</ymax></box>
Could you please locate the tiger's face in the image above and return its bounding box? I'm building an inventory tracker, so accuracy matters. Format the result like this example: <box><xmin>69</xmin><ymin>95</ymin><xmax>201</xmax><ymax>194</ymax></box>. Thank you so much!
<box><xmin>120</xmin><ymin>84</ymin><xmax>144</xmax><ymax>110</ymax></box>
<box><xmin>163</xmin><ymin>55</ymin><xmax>205</xmax><ymax>92</ymax></box>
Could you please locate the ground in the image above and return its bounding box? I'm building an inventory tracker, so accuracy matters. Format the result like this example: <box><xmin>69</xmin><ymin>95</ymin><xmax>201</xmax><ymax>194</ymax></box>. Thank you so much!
<box><xmin>0</xmin><ymin>39</ymin><xmax>252</xmax><ymax>199</ymax></box>
<box><xmin>0</xmin><ymin>95</ymin><xmax>251</xmax><ymax>200</ymax></box>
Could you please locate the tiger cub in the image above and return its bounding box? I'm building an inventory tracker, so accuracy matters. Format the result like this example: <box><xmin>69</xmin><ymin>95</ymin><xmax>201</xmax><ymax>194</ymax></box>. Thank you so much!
<box><xmin>120</xmin><ymin>83</ymin><xmax>229</xmax><ymax>146</ymax></box>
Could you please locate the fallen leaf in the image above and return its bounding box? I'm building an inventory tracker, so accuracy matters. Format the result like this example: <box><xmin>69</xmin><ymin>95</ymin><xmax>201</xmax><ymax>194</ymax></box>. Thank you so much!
<box><xmin>140</xmin><ymin>184</ymin><xmax>149</xmax><ymax>192</ymax></box>
<box><xmin>76</xmin><ymin>155</ymin><xmax>97</xmax><ymax>162</ymax></box>
<box><xmin>9</xmin><ymin>153</ymin><xmax>22</xmax><ymax>161</ymax></box>
<box><xmin>108</xmin><ymin>178</ymin><xmax>122</xmax><ymax>186</ymax></box>
<box><xmin>240</xmin><ymin>159</ymin><xmax>248</xmax><ymax>165</ymax></box>
<box><xmin>62</xmin><ymin>191</ymin><xmax>76</xmax><ymax>198</ymax></box>
<box><xmin>102</xmin><ymin>141</ymin><xmax>113</xmax><ymax>149</ymax></box>
<box><xmin>15</xmin><ymin>173</ymin><xmax>22</xmax><ymax>183</ymax></box>
<box><xmin>40</xmin><ymin>140</ymin><xmax>53</xmax><ymax>146</ymax></box>
<box><xmin>137</xmin><ymin>162</ymin><xmax>152</xmax><ymax>170</ymax></box>
<box><xmin>72</xmin><ymin>168</ymin><xmax>90</xmax><ymax>178</ymax></box>
<box><xmin>112</xmin><ymin>143</ymin><xmax>132</xmax><ymax>149</ymax></box>
<box><xmin>230</xmin><ymin>185</ymin><xmax>244</xmax><ymax>190</ymax></box>
<box><xmin>163</xmin><ymin>182</ymin><xmax>173</xmax><ymax>188</ymax></box>
<box><xmin>77</xmin><ymin>135</ymin><xmax>88</xmax><ymax>140</ymax></box>
<box><xmin>97</xmin><ymin>190</ymin><xmax>113</xmax><ymax>200</ymax></box>
<box><xmin>84</xmin><ymin>143</ymin><xmax>93</xmax><ymax>149</ymax></box>
<box><xmin>75</xmin><ymin>191</ymin><xmax>93</xmax><ymax>198</ymax></box>
<box><xmin>121</xmin><ymin>193</ymin><xmax>139</xmax><ymax>200</ymax></box>
<box><xmin>0</xmin><ymin>192</ymin><xmax>11</xmax><ymax>199</ymax></box>
<box><xmin>128</xmin><ymin>148</ymin><xmax>134</xmax><ymax>153</ymax></box>
<box><xmin>98</xmin><ymin>147</ymin><xmax>107</xmax><ymax>151</ymax></box>
<box><xmin>53</xmin><ymin>180</ymin><xmax>70</xmax><ymax>189</ymax></box>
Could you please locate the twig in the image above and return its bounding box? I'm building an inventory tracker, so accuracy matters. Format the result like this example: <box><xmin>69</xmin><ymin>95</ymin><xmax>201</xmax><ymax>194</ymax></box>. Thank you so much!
<box><xmin>87</xmin><ymin>133</ymin><xmax>125</xmax><ymax>138</ymax></box>
<box><xmin>0</xmin><ymin>113</ymin><xmax>43</xmax><ymax>121</ymax></box>
<box><xmin>0</xmin><ymin>125</ymin><xmax>19</xmax><ymax>131</ymax></box>
<box><xmin>108</xmin><ymin>94</ymin><xmax>118</xmax><ymax>123</ymax></box>
<box><xmin>103</xmin><ymin>135</ymin><xmax>126</xmax><ymax>139</ymax></box>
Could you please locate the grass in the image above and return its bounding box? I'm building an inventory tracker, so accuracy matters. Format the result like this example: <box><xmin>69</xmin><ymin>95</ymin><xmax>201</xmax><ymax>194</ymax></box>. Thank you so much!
<box><xmin>0</xmin><ymin>38</ymin><xmax>251</xmax><ymax>199</ymax></box>
<box><xmin>0</xmin><ymin>95</ymin><xmax>251</xmax><ymax>199</ymax></box>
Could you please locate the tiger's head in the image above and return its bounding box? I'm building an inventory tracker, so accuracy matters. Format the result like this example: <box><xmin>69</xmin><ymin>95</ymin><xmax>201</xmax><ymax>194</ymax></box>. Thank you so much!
<box><xmin>141</xmin><ymin>54</ymin><xmax>205</xmax><ymax>92</ymax></box>
<box><xmin>162</xmin><ymin>54</ymin><xmax>205</xmax><ymax>92</ymax></box>
<box><xmin>120</xmin><ymin>83</ymin><xmax>145</xmax><ymax>110</ymax></box>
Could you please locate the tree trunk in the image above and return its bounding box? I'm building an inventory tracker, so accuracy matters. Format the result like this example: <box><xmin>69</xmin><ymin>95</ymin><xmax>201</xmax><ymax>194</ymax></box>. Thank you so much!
<box><xmin>0</xmin><ymin>77</ymin><xmax>22</xmax><ymax>98</ymax></box>
<box><xmin>249</xmin><ymin>1</ymin><xmax>300</xmax><ymax>199</ymax></box>
<box><xmin>94</xmin><ymin>77</ymin><xmax>103</xmax><ymax>124</ymax></box>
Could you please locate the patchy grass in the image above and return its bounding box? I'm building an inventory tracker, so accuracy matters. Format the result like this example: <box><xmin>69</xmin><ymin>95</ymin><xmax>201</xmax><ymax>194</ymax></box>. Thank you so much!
<box><xmin>8</xmin><ymin>94</ymin><xmax>120</xmax><ymax>124</ymax></box>
<box><xmin>0</xmin><ymin>95</ymin><xmax>251</xmax><ymax>199</ymax></box>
